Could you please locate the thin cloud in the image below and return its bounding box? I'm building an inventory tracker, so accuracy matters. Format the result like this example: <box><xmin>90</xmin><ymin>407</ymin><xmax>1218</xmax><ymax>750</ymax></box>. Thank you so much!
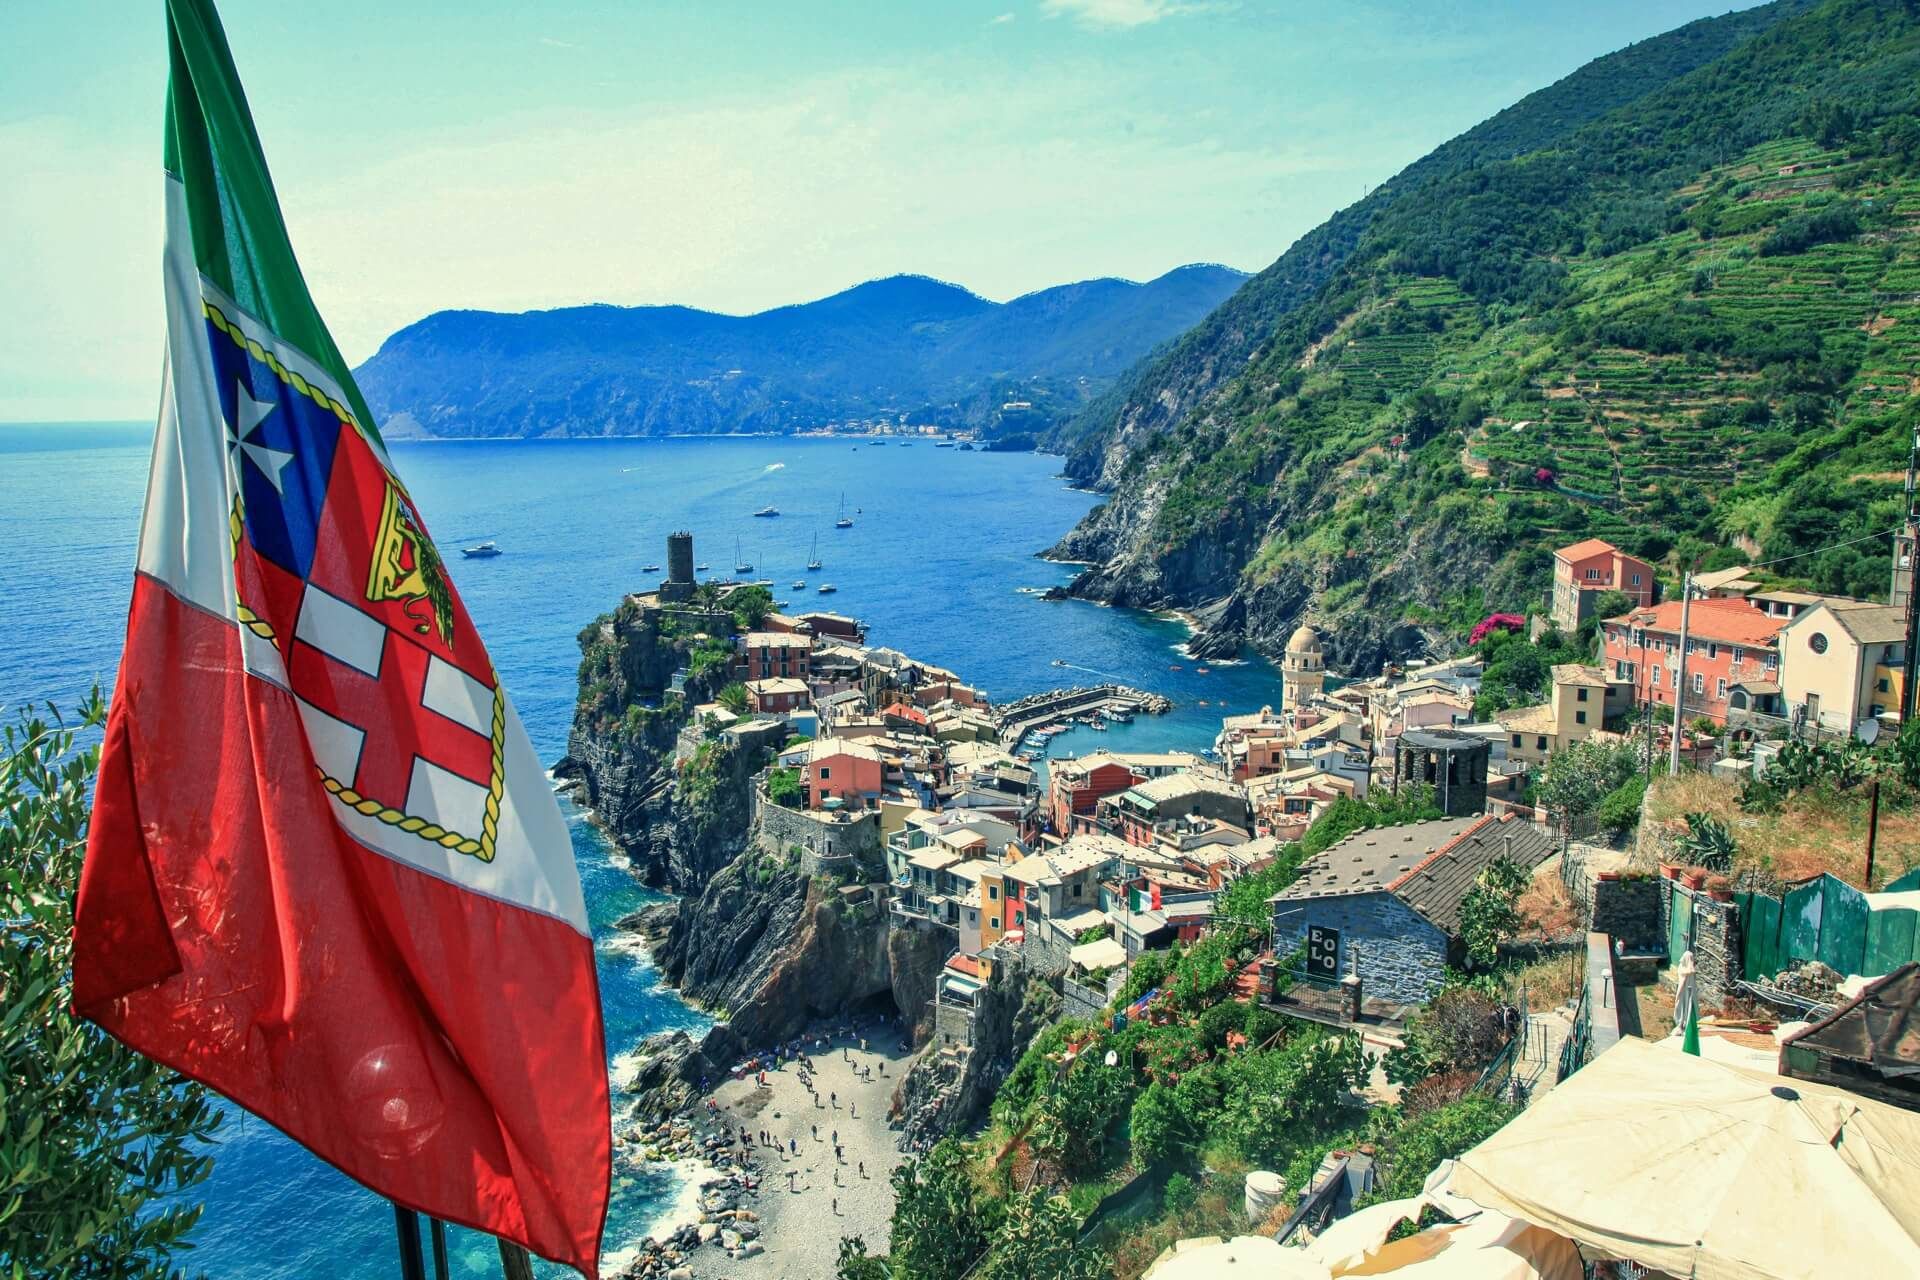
<box><xmin>1040</xmin><ymin>0</ymin><xmax>1206</xmax><ymax>29</ymax></box>
<box><xmin>539</xmin><ymin>36</ymin><xmax>579</xmax><ymax>49</ymax></box>
<box><xmin>989</xmin><ymin>11</ymin><xmax>1017</xmax><ymax>24</ymax></box>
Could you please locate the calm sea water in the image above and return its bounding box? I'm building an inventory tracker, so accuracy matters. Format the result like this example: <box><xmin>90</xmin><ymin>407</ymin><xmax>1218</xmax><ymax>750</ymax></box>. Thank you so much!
<box><xmin>0</xmin><ymin>425</ymin><xmax>1284</xmax><ymax>1276</ymax></box>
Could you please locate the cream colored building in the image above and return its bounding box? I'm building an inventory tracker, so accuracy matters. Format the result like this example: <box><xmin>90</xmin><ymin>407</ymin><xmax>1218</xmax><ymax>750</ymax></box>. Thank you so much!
<box><xmin>1777</xmin><ymin>603</ymin><xmax>1907</xmax><ymax>734</ymax></box>
<box><xmin>1495</xmin><ymin>664</ymin><xmax>1630</xmax><ymax>769</ymax></box>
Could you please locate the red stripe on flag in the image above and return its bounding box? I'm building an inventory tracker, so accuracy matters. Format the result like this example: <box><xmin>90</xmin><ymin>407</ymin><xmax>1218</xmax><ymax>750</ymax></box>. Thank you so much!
<box><xmin>73</xmin><ymin>575</ymin><xmax>609</xmax><ymax>1275</ymax></box>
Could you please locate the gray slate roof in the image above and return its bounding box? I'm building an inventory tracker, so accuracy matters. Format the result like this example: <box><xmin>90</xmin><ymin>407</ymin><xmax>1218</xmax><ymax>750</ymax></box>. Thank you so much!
<box><xmin>1272</xmin><ymin>813</ymin><xmax>1555</xmax><ymax>938</ymax></box>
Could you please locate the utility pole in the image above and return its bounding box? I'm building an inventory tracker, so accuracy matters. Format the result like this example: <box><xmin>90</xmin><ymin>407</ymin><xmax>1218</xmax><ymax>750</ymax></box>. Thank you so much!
<box><xmin>1670</xmin><ymin>571</ymin><xmax>1694</xmax><ymax>777</ymax></box>
<box><xmin>1901</xmin><ymin>428</ymin><xmax>1920</xmax><ymax>725</ymax></box>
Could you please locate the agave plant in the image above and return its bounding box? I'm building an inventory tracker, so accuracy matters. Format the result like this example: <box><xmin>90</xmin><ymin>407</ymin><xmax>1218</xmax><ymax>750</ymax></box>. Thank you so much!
<box><xmin>1677</xmin><ymin>812</ymin><xmax>1737</xmax><ymax>873</ymax></box>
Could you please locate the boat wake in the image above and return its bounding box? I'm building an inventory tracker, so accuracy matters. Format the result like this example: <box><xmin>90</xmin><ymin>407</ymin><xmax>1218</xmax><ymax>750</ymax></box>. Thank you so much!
<box><xmin>763</xmin><ymin>462</ymin><xmax>785</xmax><ymax>472</ymax></box>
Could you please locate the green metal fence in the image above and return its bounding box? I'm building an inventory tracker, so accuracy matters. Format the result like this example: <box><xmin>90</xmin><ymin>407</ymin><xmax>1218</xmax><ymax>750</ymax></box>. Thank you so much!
<box><xmin>1739</xmin><ymin>870</ymin><xmax>1920</xmax><ymax>983</ymax></box>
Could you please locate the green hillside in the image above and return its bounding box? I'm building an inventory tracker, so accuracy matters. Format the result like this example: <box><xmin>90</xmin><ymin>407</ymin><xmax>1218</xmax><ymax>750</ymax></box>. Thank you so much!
<box><xmin>1057</xmin><ymin>0</ymin><xmax>1920</xmax><ymax>667</ymax></box>
<box><xmin>1043</xmin><ymin>0</ymin><xmax>1817</xmax><ymax>488</ymax></box>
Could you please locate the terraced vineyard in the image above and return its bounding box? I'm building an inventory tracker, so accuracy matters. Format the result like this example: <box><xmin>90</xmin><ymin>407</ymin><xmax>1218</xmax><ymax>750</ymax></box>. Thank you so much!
<box><xmin>1450</xmin><ymin>137</ymin><xmax>1920</xmax><ymax>515</ymax></box>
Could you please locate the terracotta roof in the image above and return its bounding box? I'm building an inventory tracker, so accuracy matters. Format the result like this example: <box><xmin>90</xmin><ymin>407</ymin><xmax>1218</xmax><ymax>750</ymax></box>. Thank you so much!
<box><xmin>881</xmin><ymin>702</ymin><xmax>929</xmax><ymax>723</ymax></box>
<box><xmin>1552</xmin><ymin>663</ymin><xmax>1609</xmax><ymax>688</ymax></box>
<box><xmin>1608</xmin><ymin>598</ymin><xmax>1787</xmax><ymax>647</ymax></box>
<box><xmin>1555</xmin><ymin>537</ymin><xmax>1621</xmax><ymax>561</ymax></box>
<box><xmin>944</xmin><ymin>953</ymin><xmax>982</xmax><ymax>979</ymax></box>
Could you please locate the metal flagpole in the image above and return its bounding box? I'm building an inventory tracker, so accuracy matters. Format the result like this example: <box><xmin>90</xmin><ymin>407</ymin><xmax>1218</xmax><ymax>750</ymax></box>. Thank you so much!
<box><xmin>1900</xmin><ymin>429</ymin><xmax>1920</xmax><ymax>724</ymax></box>
<box><xmin>392</xmin><ymin>1204</ymin><xmax>428</xmax><ymax>1280</ymax></box>
<box><xmin>1669</xmin><ymin>572</ymin><xmax>1694</xmax><ymax>776</ymax></box>
<box><xmin>429</xmin><ymin>1219</ymin><xmax>452</xmax><ymax>1280</ymax></box>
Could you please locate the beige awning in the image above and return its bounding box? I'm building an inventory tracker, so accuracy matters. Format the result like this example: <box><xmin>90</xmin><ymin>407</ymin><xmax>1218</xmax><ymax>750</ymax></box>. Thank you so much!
<box><xmin>1451</xmin><ymin>1037</ymin><xmax>1920</xmax><ymax>1280</ymax></box>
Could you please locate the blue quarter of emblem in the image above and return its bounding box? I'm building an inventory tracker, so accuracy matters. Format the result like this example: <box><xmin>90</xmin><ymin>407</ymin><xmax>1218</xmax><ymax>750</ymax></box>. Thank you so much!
<box><xmin>207</xmin><ymin>320</ymin><xmax>345</xmax><ymax>581</ymax></box>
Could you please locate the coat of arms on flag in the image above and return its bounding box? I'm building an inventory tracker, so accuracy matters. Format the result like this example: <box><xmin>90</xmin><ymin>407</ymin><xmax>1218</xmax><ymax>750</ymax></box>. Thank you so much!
<box><xmin>71</xmin><ymin>2</ymin><xmax>610</xmax><ymax>1274</ymax></box>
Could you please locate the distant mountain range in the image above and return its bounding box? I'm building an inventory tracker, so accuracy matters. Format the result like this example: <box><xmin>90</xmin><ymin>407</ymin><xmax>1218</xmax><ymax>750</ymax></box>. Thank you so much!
<box><xmin>354</xmin><ymin>265</ymin><xmax>1247</xmax><ymax>440</ymax></box>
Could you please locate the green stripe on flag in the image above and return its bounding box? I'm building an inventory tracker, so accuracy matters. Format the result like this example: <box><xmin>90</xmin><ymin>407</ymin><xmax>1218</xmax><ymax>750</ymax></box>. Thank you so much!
<box><xmin>163</xmin><ymin>0</ymin><xmax>382</xmax><ymax>447</ymax></box>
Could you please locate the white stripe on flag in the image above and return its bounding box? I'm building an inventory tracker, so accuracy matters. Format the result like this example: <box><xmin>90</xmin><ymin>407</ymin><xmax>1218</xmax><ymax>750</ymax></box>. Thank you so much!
<box><xmin>138</xmin><ymin>175</ymin><xmax>238</xmax><ymax>619</ymax></box>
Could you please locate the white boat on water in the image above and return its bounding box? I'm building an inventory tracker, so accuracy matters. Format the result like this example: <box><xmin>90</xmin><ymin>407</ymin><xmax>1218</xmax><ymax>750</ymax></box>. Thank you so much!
<box><xmin>462</xmin><ymin>541</ymin><xmax>501</xmax><ymax>558</ymax></box>
<box><xmin>734</xmin><ymin>537</ymin><xmax>753</xmax><ymax>574</ymax></box>
<box><xmin>817</xmin><ymin>583</ymin><xmax>838</xmax><ymax>594</ymax></box>
<box><xmin>753</xmin><ymin>505</ymin><xmax>780</xmax><ymax>518</ymax></box>
<box><xmin>791</xmin><ymin>579</ymin><xmax>806</xmax><ymax>589</ymax></box>
<box><xmin>807</xmin><ymin>533</ymin><xmax>822</xmax><ymax>571</ymax></box>
<box><xmin>835</xmin><ymin>493</ymin><xmax>853</xmax><ymax>529</ymax></box>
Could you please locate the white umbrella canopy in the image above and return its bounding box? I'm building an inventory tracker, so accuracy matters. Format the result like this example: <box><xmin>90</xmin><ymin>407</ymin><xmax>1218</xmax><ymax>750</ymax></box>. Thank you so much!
<box><xmin>1450</xmin><ymin>1037</ymin><xmax>1920</xmax><ymax>1280</ymax></box>
<box><xmin>1303</xmin><ymin>1188</ymin><xmax>1582</xmax><ymax>1279</ymax></box>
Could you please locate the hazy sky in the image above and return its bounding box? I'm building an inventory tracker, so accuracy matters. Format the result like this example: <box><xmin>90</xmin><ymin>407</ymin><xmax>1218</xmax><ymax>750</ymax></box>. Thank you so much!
<box><xmin>2</xmin><ymin>0</ymin><xmax>1763</xmax><ymax>421</ymax></box>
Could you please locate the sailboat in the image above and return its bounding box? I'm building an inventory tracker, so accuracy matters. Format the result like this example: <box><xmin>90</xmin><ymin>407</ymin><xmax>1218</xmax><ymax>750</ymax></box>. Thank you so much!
<box><xmin>734</xmin><ymin>536</ymin><xmax>753</xmax><ymax>574</ymax></box>
<box><xmin>835</xmin><ymin>493</ymin><xmax>853</xmax><ymax>529</ymax></box>
<box><xmin>807</xmin><ymin>533</ymin><xmax>823</xmax><ymax>571</ymax></box>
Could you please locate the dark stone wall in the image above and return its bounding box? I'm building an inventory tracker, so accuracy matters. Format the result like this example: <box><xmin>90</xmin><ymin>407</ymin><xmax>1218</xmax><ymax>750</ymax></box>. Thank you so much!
<box><xmin>1591</xmin><ymin>877</ymin><xmax>1664</xmax><ymax>953</ymax></box>
<box><xmin>1660</xmin><ymin>878</ymin><xmax>1742</xmax><ymax>1010</ymax></box>
<box><xmin>1271</xmin><ymin>890</ymin><xmax>1448</xmax><ymax>1005</ymax></box>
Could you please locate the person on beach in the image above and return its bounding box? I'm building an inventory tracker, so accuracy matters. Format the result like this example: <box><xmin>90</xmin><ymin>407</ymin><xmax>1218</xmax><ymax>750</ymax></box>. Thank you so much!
<box><xmin>811</xmin><ymin>1123</ymin><xmax>818</xmax><ymax>1140</ymax></box>
<box><xmin>832</xmin><ymin>1197</ymin><xmax>839</xmax><ymax>1216</ymax></box>
<box><xmin>858</xmin><ymin>1161</ymin><xmax>866</xmax><ymax>1179</ymax></box>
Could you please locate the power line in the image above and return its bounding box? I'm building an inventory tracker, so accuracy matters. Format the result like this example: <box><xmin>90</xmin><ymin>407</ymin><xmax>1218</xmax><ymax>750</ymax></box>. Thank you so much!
<box><xmin>1736</xmin><ymin>525</ymin><xmax>1902</xmax><ymax>574</ymax></box>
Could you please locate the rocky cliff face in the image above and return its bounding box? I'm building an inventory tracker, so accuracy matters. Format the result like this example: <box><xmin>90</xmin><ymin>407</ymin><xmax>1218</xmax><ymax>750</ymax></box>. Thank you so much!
<box><xmin>893</xmin><ymin>974</ymin><xmax>1060</xmax><ymax>1149</ymax></box>
<box><xmin>1049</xmin><ymin>464</ymin><xmax>1501</xmax><ymax>677</ymax></box>
<box><xmin>554</xmin><ymin>600</ymin><xmax>746</xmax><ymax>891</ymax></box>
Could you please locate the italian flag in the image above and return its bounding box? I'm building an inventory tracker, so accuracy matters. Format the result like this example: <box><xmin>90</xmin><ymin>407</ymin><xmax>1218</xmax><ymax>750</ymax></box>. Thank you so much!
<box><xmin>70</xmin><ymin>2</ymin><xmax>609</xmax><ymax>1273</ymax></box>
<box><xmin>1129</xmin><ymin>882</ymin><xmax>1163</xmax><ymax>913</ymax></box>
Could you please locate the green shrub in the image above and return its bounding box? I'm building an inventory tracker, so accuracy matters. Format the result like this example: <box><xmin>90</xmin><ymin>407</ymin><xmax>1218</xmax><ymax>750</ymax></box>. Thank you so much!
<box><xmin>1161</xmin><ymin>1172</ymin><xmax>1198</xmax><ymax>1216</ymax></box>
<box><xmin>2</xmin><ymin>698</ymin><xmax>224</xmax><ymax>1277</ymax></box>
<box><xmin>1596</xmin><ymin>773</ymin><xmax>1648</xmax><ymax>831</ymax></box>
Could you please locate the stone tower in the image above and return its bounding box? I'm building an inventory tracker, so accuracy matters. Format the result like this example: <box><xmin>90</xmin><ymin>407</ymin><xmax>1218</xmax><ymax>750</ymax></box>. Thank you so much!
<box><xmin>1283</xmin><ymin>622</ymin><xmax>1327</xmax><ymax>708</ymax></box>
<box><xmin>1396</xmin><ymin>728</ymin><xmax>1490</xmax><ymax>818</ymax></box>
<box><xmin>661</xmin><ymin>531</ymin><xmax>696</xmax><ymax>602</ymax></box>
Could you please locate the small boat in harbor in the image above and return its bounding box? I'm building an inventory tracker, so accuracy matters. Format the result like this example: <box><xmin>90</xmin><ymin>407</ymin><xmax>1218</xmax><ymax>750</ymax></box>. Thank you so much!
<box><xmin>695</xmin><ymin>562</ymin><xmax>709</xmax><ymax>571</ymax></box>
<box><xmin>753</xmin><ymin>505</ymin><xmax>780</xmax><ymax>518</ymax></box>
<box><xmin>835</xmin><ymin>493</ymin><xmax>853</xmax><ymax>529</ymax></box>
<box><xmin>642</xmin><ymin>563</ymin><xmax>660</xmax><ymax>572</ymax></box>
<box><xmin>807</xmin><ymin>533</ymin><xmax>822</xmax><ymax>571</ymax></box>
<box><xmin>792</xmin><ymin>579</ymin><xmax>807</xmax><ymax>589</ymax></box>
<box><xmin>734</xmin><ymin>537</ymin><xmax>753</xmax><ymax>574</ymax></box>
<box><xmin>817</xmin><ymin>583</ymin><xmax>838</xmax><ymax>594</ymax></box>
<box><xmin>461</xmin><ymin>541</ymin><xmax>501</xmax><ymax>558</ymax></box>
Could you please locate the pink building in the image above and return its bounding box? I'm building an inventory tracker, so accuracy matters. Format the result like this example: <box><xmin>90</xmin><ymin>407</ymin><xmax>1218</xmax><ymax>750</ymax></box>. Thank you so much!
<box><xmin>804</xmin><ymin>738</ymin><xmax>885</xmax><ymax>810</ymax></box>
<box><xmin>1551</xmin><ymin>538</ymin><xmax>1655</xmax><ymax>631</ymax></box>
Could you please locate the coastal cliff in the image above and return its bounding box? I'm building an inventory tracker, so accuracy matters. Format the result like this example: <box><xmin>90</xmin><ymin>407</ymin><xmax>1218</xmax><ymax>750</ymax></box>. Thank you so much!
<box><xmin>563</xmin><ymin>591</ymin><xmax>962</xmax><ymax>1127</ymax></box>
<box><xmin>555</xmin><ymin>599</ymin><xmax>746</xmax><ymax>892</ymax></box>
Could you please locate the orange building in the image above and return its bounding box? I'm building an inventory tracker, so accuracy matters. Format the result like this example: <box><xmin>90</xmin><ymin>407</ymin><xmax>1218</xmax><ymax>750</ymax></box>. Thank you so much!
<box><xmin>1601</xmin><ymin>598</ymin><xmax>1787</xmax><ymax>725</ymax></box>
<box><xmin>1552</xmin><ymin>538</ymin><xmax>1656</xmax><ymax>631</ymax></box>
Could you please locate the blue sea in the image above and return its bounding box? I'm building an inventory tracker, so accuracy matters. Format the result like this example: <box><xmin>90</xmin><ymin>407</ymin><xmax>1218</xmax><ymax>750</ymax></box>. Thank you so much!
<box><xmin>0</xmin><ymin>425</ymin><xmax>1285</xmax><ymax>1277</ymax></box>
